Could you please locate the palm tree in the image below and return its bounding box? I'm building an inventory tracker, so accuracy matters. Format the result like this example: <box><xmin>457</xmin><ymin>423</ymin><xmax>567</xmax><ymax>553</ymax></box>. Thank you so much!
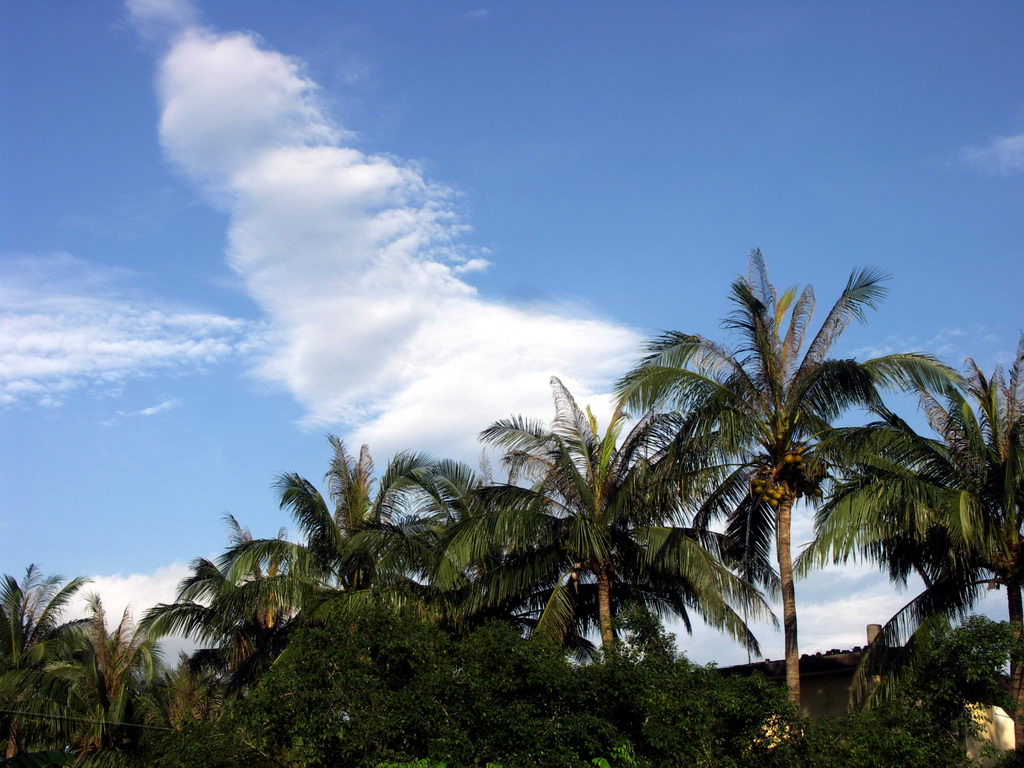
<box><xmin>145</xmin><ymin>653</ymin><xmax>222</xmax><ymax>729</ymax></box>
<box><xmin>141</xmin><ymin>516</ymin><xmax>299</xmax><ymax>693</ymax></box>
<box><xmin>218</xmin><ymin>437</ymin><xmax>441</xmax><ymax>620</ymax></box>
<box><xmin>145</xmin><ymin>441</ymin><xmax>452</xmax><ymax>688</ymax></box>
<box><xmin>448</xmin><ymin>376</ymin><xmax>772</xmax><ymax>655</ymax></box>
<box><xmin>49</xmin><ymin>595</ymin><xmax>161</xmax><ymax>763</ymax></box>
<box><xmin>617</xmin><ymin>251</ymin><xmax>952</xmax><ymax>702</ymax></box>
<box><xmin>0</xmin><ymin>566</ymin><xmax>87</xmax><ymax>758</ymax></box>
<box><xmin>804</xmin><ymin>337</ymin><xmax>1024</xmax><ymax>736</ymax></box>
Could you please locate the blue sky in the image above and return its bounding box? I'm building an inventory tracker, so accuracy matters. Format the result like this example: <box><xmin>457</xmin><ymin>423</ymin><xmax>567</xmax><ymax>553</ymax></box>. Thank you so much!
<box><xmin>1</xmin><ymin>0</ymin><xmax>1021</xmax><ymax>664</ymax></box>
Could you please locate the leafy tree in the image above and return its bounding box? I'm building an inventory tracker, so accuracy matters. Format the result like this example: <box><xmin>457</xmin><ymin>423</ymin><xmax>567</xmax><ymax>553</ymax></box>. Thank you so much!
<box><xmin>450</xmin><ymin>376</ymin><xmax>772</xmax><ymax>655</ymax></box>
<box><xmin>68</xmin><ymin>604</ymin><xmax>981</xmax><ymax>768</ymax></box>
<box><xmin>898</xmin><ymin>616</ymin><xmax>1014</xmax><ymax>735</ymax></box>
<box><xmin>226</xmin><ymin>605</ymin><xmax>459</xmax><ymax>767</ymax></box>
<box><xmin>789</xmin><ymin>616</ymin><xmax>1010</xmax><ymax>768</ymax></box>
<box><xmin>804</xmin><ymin>338</ymin><xmax>1024</xmax><ymax>734</ymax></box>
<box><xmin>0</xmin><ymin>566</ymin><xmax>86</xmax><ymax>758</ymax></box>
<box><xmin>617</xmin><ymin>251</ymin><xmax>952</xmax><ymax>702</ymax></box>
<box><xmin>0</xmin><ymin>751</ymin><xmax>74</xmax><ymax>767</ymax></box>
<box><xmin>144</xmin><ymin>440</ymin><xmax>477</xmax><ymax>699</ymax></box>
<box><xmin>201</xmin><ymin>606</ymin><xmax>798</xmax><ymax>768</ymax></box>
<box><xmin>798</xmin><ymin>704</ymin><xmax>972</xmax><ymax>768</ymax></box>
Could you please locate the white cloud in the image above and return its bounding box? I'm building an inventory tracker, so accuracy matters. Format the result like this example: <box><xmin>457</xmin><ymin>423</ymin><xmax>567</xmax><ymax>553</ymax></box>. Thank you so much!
<box><xmin>851</xmin><ymin>327</ymin><xmax>977</xmax><ymax>365</ymax></box>
<box><xmin>0</xmin><ymin>254</ymin><xmax>248</xmax><ymax>406</ymax></box>
<box><xmin>70</xmin><ymin>561</ymin><xmax>197</xmax><ymax>658</ymax></box>
<box><xmin>147</xmin><ymin>23</ymin><xmax>641</xmax><ymax>460</ymax></box>
<box><xmin>452</xmin><ymin>257</ymin><xmax>491</xmax><ymax>274</ymax></box>
<box><xmin>125</xmin><ymin>0</ymin><xmax>199</xmax><ymax>41</ymax></box>
<box><xmin>73</xmin><ymin>561</ymin><xmax>190</xmax><ymax>624</ymax></box>
<box><xmin>680</xmin><ymin>502</ymin><xmax>1014</xmax><ymax>666</ymax></box>
<box><xmin>101</xmin><ymin>397</ymin><xmax>182</xmax><ymax>425</ymax></box>
<box><xmin>134</xmin><ymin>398</ymin><xmax>181</xmax><ymax>416</ymax></box>
<box><xmin>961</xmin><ymin>131</ymin><xmax>1024</xmax><ymax>175</ymax></box>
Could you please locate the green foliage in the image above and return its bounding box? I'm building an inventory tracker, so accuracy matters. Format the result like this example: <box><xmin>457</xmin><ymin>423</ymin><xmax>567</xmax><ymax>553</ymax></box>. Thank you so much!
<box><xmin>994</xmin><ymin>745</ymin><xmax>1024</xmax><ymax>767</ymax></box>
<box><xmin>222</xmin><ymin>609</ymin><xmax>443</xmax><ymax>766</ymax></box>
<box><xmin>799</xmin><ymin>704</ymin><xmax>972</xmax><ymax>768</ymax></box>
<box><xmin>454</xmin><ymin>377</ymin><xmax>769</xmax><ymax>657</ymax></box>
<box><xmin>896</xmin><ymin>615</ymin><xmax>1014</xmax><ymax>732</ymax></box>
<box><xmin>805</xmin><ymin>337</ymin><xmax>1024</xmax><ymax>712</ymax></box>
<box><xmin>141</xmin><ymin>517</ymin><xmax>300</xmax><ymax>694</ymax></box>
<box><xmin>614</xmin><ymin>602</ymin><xmax>677</xmax><ymax>662</ymax></box>
<box><xmin>0</xmin><ymin>752</ymin><xmax>74</xmax><ymax>767</ymax></box>
<box><xmin>591</xmin><ymin>743</ymin><xmax>639</xmax><ymax>768</ymax></box>
<box><xmin>584</xmin><ymin>650</ymin><xmax>802</xmax><ymax>767</ymax></box>
<box><xmin>226</xmin><ymin>608</ymin><xmax>615</xmax><ymax>767</ymax></box>
<box><xmin>2</xmin><ymin>584</ymin><xmax>987</xmax><ymax>768</ymax></box>
<box><xmin>617</xmin><ymin>251</ymin><xmax>955</xmax><ymax>703</ymax></box>
<box><xmin>46</xmin><ymin>595</ymin><xmax>161</xmax><ymax>760</ymax></box>
<box><xmin>133</xmin><ymin>603</ymin><xmax>978</xmax><ymax>768</ymax></box>
<box><xmin>136</xmin><ymin>719</ymin><xmax>271</xmax><ymax>768</ymax></box>
<box><xmin>0</xmin><ymin>567</ymin><xmax>87</xmax><ymax>758</ymax></box>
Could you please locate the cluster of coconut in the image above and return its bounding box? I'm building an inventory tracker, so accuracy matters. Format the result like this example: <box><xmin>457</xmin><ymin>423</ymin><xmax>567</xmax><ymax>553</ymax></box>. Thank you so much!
<box><xmin>751</xmin><ymin>477</ymin><xmax>786</xmax><ymax>507</ymax></box>
<box><xmin>782</xmin><ymin>444</ymin><xmax>807</xmax><ymax>465</ymax></box>
<box><xmin>750</xmin><ymin>444</ymin><xmax>809</xmax><ymax>507</ymax></box>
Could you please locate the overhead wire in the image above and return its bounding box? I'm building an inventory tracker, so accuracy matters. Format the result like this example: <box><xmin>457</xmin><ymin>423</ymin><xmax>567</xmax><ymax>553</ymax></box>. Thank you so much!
<box><xmin>0</xmin><ymin>709</ymin><xmax>172</xmax><ymax>731</ymax></box>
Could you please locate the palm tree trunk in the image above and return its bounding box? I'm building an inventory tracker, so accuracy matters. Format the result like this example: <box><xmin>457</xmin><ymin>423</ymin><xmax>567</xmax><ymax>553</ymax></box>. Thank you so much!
<box><xmin>1007</xmin><ymin>580</ymin><xmax>1023</xmax><ymax>747</ymax></box>
<box><xmin>5</xmin><ymin>720</ymin><xmax>16</xmax><ymax>759</ymax></box>
<box><xmin>596</xmin><ymin>566</ymin><xmax>615</xmax><ymax>653</ymax></box>
<box><xmin>776</xmin><ymin>496</ymin><xmax>800</xmax><ymax>705</ymax></box>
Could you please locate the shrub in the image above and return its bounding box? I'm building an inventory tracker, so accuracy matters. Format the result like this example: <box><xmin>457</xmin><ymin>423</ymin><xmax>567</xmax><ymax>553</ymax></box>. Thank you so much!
<box><xmin>136</xmin><ymin>605</ymin><xmax>986</xmax><ymax>767</ymax></box>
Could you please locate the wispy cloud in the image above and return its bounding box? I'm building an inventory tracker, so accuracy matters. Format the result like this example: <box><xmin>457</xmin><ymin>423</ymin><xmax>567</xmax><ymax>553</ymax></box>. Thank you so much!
<box><xmin>124</xmin><ymin>0</ymin><xmax>199</xmax><ymax>41</ymax></box>
<box><xmin>141</xmin><ymin>17</ymin><xmax>641</xmax><ymax>458</ymax></box>
<box><xmin>850</xmin><ymin>326</ymin><xmax>985</xmax><ymax>366</ymax></box>
<box><xmin>452</xmin><ymin>257</ymin><xmax>491</xmax><ymax>274</ymax></box>
<box><xmin>133</xmin><ymin>398</ymin><xmax>181</xmax><ymax>416</ymax></box>
<box><xmin>0</xmin><ymin>254</ymin><xmax>248</xmax><ymax>407</ymax></box>
<box><xmin>961</xmin><ymin>131</ymin><xmax>1024</xmax><ymax>175</ymax></box>
<box><xmin>101</xmin><ymin>397</ymin><xmax>182</xmax><ymax>426</ymax></box>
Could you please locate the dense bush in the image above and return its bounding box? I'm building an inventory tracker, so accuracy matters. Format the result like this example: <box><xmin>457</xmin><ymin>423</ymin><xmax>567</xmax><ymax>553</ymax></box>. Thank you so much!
<box><xmin>134</xmin><ymin>606</ymin><xmax>980</xmax><ymax>768</ymax></box>
<box><xmin>897</xmin><ymin>615</ymin><xmax>1015</xmax><ymax>733</ymax></box>
<box><xmin>798</xmin><ymin>704</ymin><xmax>972</xmax><ymax>768</ymax></box>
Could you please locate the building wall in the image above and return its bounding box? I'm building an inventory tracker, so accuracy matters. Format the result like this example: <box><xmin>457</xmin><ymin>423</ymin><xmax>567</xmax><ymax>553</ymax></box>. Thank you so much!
<box><xmin>800</xmin><ymin>671</ymin><xmax>854</xmax><ymax>719</ymax></box>
<box><xmin>964</xmin><ymin>706</ymin><xmax>1015</xmax><ymax>764</ymax></box>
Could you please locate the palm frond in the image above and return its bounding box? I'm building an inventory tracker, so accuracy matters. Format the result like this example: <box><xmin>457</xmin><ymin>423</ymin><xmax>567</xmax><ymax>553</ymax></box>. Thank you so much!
<box><xmin>796</xmin><ymin>267</ymin><xmax>889</xmax><ymax>374</ymax></box>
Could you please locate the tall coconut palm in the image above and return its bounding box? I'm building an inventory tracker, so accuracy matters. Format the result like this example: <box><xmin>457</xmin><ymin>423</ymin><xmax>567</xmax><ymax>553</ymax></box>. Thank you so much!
<box><xmin>617</xmin><ymin>251</ymin><xmax>953</xmax><ymax>702</ymax></box>
<box><xmin>0</xmin><ymin>566</ymin><xmax>87</xmax><ymax>758</ymax></box>
<box><xmin>803</xmin><ymin>337</ymin><xmax>1024</xmax><ymax>736</ymax></box>
<box><xmin>448</xmin><ymin>376</ymin><xmax>773</xmax><ymax>655</ymax></box>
